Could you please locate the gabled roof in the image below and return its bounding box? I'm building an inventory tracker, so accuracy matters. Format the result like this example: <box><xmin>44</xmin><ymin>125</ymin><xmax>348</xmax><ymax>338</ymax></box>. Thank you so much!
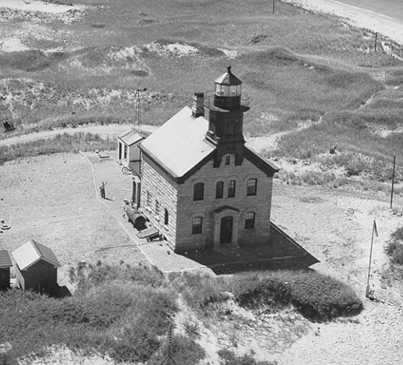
<box><xmin>140</xmin><ymin>106</ymin><xmax>279</xmax><ymax>183</ymax></box>
<box><xmin>0</xmin><ymin>250</ymin><xmax>12</xmax><ymax>269</ymax></box>
<box><xmin>118</xmin><ymin>129</ymin><xmax>144</xmax><ymax>146</ymax></box>
<box><xmin>12</xmin><ymin>240</ymin><xmax>61</xmax><ymax>271</ymax></box>
<box><xmin>140</xmin><ymin>106</ymin><xmax>216</xmax><ymax>179</ymax></box>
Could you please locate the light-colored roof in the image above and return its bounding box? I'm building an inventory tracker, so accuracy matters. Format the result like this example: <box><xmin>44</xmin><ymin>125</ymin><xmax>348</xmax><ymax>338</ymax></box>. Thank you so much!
<box><xmin>0</xmin><ymin>250</ymin><xmax>12</xmax><ymax>268</ymax></box>
<box><xmin>140</xmin><ymin>106</ymin><xmax>215</xmax><ymax>178</ymax></box>
<box><xmin>12</xmin><ymin>240</ymin><xmax>61</xmax><ymax>270</ymax></box>
<box><xmin>118</xmin><ymin>129</ymin><xmax>144</xmax><ymax>146</ymax></box>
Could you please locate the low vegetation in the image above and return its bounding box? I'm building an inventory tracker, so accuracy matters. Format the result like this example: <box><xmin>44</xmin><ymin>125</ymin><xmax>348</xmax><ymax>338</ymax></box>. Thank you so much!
<box><xmin>1</xmin><ymin>263</ymin><xmax>362</xmax><ymax>364</ymax></box>
<box><xmin>170</xmin><ymin>270</ymin><xmax>363</xmax><ymax>322</ymax></box>
<box><xmin>1</xmin><ymin>0</ymin><xmax>402</xmax><ymax>190</ymax></box>
<box><xmin>0</xmin><ymin>133</ymin><xmax>115</xmax><ymax>165</ymax></box>
<box><xmin>1</xmin><ymin>263</ymin><xmax>180</xmax><ymax>365</ymax></box>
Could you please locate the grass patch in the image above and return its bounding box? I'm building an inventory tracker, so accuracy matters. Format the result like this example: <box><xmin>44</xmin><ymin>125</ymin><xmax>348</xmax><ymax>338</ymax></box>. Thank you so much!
<box><xmin>0</xmin><ymin>50</ymin><xmax>68</xmax><ymax>72</ymax></box>
<box><xmin>386</xmin><ymin>68</ymin><xmax>403</xmax><ymax>86</ymax></box>
<box><xmin>236</xmin><ymin>47</ymin><xmax>383</xmax><ymax>122</ymax></box>
<box><xmin>1</xmin><ymin>263</ymin><xmax>178</xmax><ymax>364</ymax></box>
<box><xmin>0</xmin><ymin>133</ymin><xmax>115</xmax><ymax>165</ymax></box>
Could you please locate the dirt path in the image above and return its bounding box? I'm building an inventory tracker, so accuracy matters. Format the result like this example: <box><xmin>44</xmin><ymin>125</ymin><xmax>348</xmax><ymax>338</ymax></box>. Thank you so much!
<box><xmin>0</xmin><ymin>124</ymin><xmax>157</xmax><ymax>147</ymax></box>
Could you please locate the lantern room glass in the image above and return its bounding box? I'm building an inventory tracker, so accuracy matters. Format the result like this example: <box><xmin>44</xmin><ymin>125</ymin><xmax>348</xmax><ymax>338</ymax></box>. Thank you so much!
<box><xmin>215</xmin><ymin>84</ymin><xmax>242</xmax><ymax>97</ymax></box>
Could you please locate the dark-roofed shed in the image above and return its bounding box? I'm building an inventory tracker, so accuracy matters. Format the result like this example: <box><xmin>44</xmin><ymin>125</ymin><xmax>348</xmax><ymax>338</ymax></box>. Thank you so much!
<box><xmin>12</xmin><ymin>240</ymin><xmax>61</xmax><ymax>295</ymax></box>
<box><xmin>0</xmin><ymin>250</ymin><xmax>12</xmax><ymax>290</ymax></box>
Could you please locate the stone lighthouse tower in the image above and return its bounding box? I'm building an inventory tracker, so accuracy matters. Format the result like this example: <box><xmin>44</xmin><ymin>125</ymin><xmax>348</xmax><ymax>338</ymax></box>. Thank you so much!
<box><xmin>205</xmin><ymin>66</ymin><xmax>250</xmax><ymax>167</ymax></box>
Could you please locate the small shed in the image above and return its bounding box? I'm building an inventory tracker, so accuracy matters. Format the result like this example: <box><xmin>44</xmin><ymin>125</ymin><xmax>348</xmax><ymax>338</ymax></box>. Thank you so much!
<box><xmin>0</xmin><ymin>250</ymin><xmax>12</xmax><ymax>290</ymax></box>
<box><xmin>12</xmin><ymin>240</ymin><xmax>61</xmax><ymax>295</ymax></box>
<box><xmin>117</xmin><ymin>129</ymin><xmax>144</xmax><ymax>176</ymax></box>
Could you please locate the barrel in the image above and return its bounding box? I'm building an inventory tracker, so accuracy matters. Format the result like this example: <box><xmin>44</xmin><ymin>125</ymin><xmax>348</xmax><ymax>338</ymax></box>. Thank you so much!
<box><xmin>125</xmin><ymin>206</ymin><xmax>146</xmax><ymax>230</ymax></box>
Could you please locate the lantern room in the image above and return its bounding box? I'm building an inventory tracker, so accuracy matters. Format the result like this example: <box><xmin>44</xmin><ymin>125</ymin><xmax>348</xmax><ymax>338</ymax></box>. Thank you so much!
<box><xmin>213</xmin><ymin>66</ymin><xmax>242</xmax><ymax>110</ymax></box>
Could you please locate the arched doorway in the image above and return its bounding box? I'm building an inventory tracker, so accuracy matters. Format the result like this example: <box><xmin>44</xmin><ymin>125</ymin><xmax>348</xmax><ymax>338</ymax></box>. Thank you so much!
<box><xmin>220</xmin><ymin>216</ymin><xmax>233</xmax><ymax>244</ymax></box>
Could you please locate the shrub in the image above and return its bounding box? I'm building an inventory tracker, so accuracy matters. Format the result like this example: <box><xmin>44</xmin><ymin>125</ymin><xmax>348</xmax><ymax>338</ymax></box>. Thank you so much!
<box><xmin>288</xmin><ymin>272</ymin><xmax>363</xmax><ymax>321</ymax></box>
<box><xmin>232</xmin><ymin>271</ymin><xmax>363</xmax><ymax>321</ymax></box>
<box><xmin>385</xmin><ymin>227</ymin><xmax>403</xmax><ymax>265</ymax></box>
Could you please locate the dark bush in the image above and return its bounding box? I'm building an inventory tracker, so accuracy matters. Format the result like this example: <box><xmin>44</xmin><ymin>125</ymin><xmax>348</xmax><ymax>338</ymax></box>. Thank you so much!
<box><xmin>233</xmin><ymin>271</ymin><xmax>363</xmax><ymax>321</ymax></box>
<box><xmin>288</xmin><ymin>272</ymin><xmax>363</xmax><ymax>321</ymax></box>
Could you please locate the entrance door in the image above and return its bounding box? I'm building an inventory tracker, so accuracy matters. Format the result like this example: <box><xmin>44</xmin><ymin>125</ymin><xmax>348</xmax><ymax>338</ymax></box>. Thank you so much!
<box><xmin>220</xmin><ymin>216</ymin><xmax>233</xmax><ymax>244</ymax></box>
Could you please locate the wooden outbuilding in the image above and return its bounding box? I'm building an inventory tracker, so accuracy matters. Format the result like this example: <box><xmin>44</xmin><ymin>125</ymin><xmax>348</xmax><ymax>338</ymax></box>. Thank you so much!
<box><xmin>12</xmin><ymin>240</ymin><xmax>61</xmax><ymax>296</ymax></box>
<box><xmin>117</xmin><ymin>129</ymin><xmax>144</xmax><ymax>176</ymax></box>
<box><xmin>0</xmin><ymin>250</ymin><xmax>12</xmax><ymax>290</ymax></box>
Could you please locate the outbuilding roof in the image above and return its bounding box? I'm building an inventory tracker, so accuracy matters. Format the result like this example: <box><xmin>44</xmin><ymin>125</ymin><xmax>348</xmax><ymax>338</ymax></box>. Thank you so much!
<box><xmin>12</xmin><ymin>240</ymin><xmax>61</xmax><ymax>271</ymax></box>
<box><xmin>140</xmin><ymin>106</ymin><xmax>216</xmax><ymax>179</ymax></box>
<box><xmin>0</xmin><ymin>250</ymin><xmax>12</xmax><ymax>269</ymax></box>
<box><xmin>118</xmin><ymin>129</ymin><xmax>144</xmax><ymax>146</ymax></box>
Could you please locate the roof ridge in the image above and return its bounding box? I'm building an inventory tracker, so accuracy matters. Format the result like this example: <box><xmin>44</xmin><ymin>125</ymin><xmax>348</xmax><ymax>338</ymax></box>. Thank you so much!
<box><xmin>29</xmin><ymin>239</ymin><xmax>43</xmax><ymax>260</ymax></box>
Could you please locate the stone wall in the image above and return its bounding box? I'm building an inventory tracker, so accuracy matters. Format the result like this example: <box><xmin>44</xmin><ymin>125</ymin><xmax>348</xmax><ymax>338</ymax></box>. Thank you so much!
<box><xmin>140</xmin><ymin>155</ymin><xmax>178</xmax><ymax>246</ymax></box>
<box><xmin>175</xmin><ymin>153</ymin><xmax>273</xmax><ymax>252</ymax></box>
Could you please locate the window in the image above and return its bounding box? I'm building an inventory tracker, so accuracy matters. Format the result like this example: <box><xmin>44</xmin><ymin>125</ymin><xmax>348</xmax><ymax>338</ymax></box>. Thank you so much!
<box><xmin>193</xmin><ymin>182</ymin><xmax>204</xmax><ymax>201</ymax></box>
<box><xmin>228</xmin><ymin>180</ymin><xmax>236</xmax><ymax>198</ymax></box>
<box><xmin>216</xmin><ymin>181</ymin><xmax>224</xmax><ymax>199</ymax></box>
<box><xmin>164</xmin><ymin>209</ymin><xmax>169</xmax><ymax>225</ymax></box>
<box><xmin>245</xmin><ymin>212</ymin><xmax>255</xmax><ymax>229</ymax></box>
<box><xmin>247</xmin><ymin>178</ymin><xmax>258</xmax><ymax>196</ymax></box>
<box><xmin>146</xmin><ymin>191</ymin><xmax>151</xmax><ymax>206</ymax></box>
<box><xmin>124</xmin><ymin>144</ymin><xmax>128</xmax><ymax>159</ymax></box>
<box><xmin>192</xmin><ymin>217</ymin><xmax>203</xmax><ymax>234</ymax></box>
<box><xmin>225</xmin><ymin>155</ymin><xmax>231</xmax><ymax>165</ymax></box>
<box><xmin>155</xmin><ymin>200</ymin><xmax>160</xmax><ymax>215</ymax></box>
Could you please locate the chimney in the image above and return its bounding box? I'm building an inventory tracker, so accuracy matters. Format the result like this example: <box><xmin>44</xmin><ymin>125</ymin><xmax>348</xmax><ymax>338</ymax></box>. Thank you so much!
<box><xmin>192</xmin><ymin>92</ymin><xmax>204</xmax><ymax>118</ymax></box>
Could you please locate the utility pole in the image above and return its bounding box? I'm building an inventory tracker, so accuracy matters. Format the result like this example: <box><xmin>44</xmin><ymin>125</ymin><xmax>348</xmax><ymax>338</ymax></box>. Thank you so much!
<box><xmin>390</xmin><ymin>155</ymin><xmax>396</xmax><ymax>209</ymax></box>
<box><xmin>135</xmin><ymin>88</ymin><xmax>147</xmax><ymax>133</ymax></box>
<box><xmin>365</xmin><ymin>220</ymin><xmax>378</xmax><ymax>298</ymax></box>
<box><xmin>272</xmin><ymin>0</ymin><xmax>275</xmax><ymax>14</ymax></box>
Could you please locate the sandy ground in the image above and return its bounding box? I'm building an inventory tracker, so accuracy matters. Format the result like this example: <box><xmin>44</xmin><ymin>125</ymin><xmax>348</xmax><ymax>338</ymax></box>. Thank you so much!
<box><xmin>0</xmin><ymin>0</ymin><xmax>83</xmax><ymax>13</ymax></box>
<box><xmin>283</xmin><ymin>0</ymin><xmax>403</xmax><ymax>45</ymax></box>
<box><xmin>1</xmin><ymin>149</ymin><xmax>403</xmax><ymax>364</ymax></box>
